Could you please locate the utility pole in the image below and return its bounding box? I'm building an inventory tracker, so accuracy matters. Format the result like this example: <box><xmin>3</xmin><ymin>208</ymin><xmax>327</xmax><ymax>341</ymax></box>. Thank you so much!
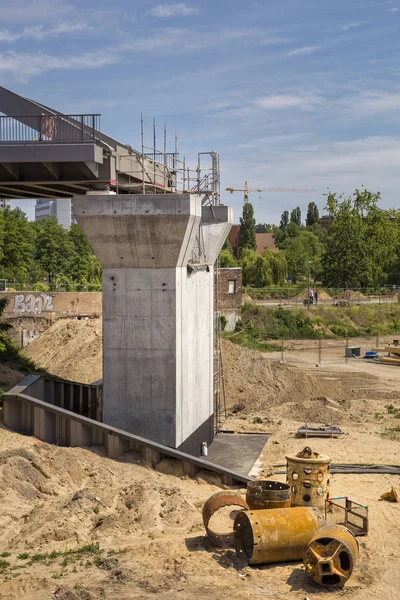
<box><xmin>307</xmin><ymin>261</ymin><xmax>311</xmax><ymax>311</ymax></box>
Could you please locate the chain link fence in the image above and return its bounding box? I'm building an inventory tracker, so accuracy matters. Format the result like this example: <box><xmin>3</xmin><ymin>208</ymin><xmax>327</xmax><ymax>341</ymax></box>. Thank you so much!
<box><xmin>246</xmin><ymin>286</ymin><xmax>400</xmax><ymax>307</ymax></box>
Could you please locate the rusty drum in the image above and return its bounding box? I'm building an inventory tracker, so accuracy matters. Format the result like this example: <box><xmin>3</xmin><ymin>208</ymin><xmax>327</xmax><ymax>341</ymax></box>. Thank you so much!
<box><xmin>286</xmin><ymin>446</ymin><xmax>331</xmax><ymax>508</ymax></box>
<box><xmin>234</xmin><ymin>506</ymin><xmax>325</xmax><ymax>565</ymax></box>
<box><xmin>246</xmin><ymin>480</ymin><xmax>291</xmax><ymax>510</ymax></box>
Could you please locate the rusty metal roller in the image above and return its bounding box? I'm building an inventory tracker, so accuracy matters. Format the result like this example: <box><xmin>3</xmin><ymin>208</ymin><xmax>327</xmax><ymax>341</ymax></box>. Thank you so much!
<box><xmin>303</xmin><ymin>524</ymin><xmax>359</xmax><ymax>587</ymax></box>
<box><xmin>234</xmin><ymin>507</ymin><xmax>325</xmax><ymax>565</ymax></box>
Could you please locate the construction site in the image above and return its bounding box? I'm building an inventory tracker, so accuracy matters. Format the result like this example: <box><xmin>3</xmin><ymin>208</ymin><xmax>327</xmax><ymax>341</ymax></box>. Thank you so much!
<box><xmin>1</xmin><ymin>86</ymin><xmax>400</xmax><ymax>600</ymax></box>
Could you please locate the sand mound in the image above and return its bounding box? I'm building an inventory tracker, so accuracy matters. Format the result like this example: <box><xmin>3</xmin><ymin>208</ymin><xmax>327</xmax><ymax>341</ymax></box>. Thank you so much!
<box><xmin>292</xmin><ymin>289</ymin><xmax>331</xmax><ymax>301</ymax></box>
<box><xmin>221</xmin><ymin>339</ymin><xmax>391</xmax><ymax>422</ymax></box>
<box><xmin>24</xmin><ymin>318</ymin><xmax>102</xmax><ymax>384</ymax></box>
<box><xmin>0</xmin><ymin>363</ymin><xmax>26</xmax><ymax>391</ymax></box>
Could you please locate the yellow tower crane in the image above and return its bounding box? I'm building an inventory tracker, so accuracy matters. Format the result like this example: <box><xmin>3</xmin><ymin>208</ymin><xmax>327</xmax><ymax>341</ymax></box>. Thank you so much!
<box><xmin>226</xmin><ymin>180</ymin><xmax>315</xmax><ymax>203</ymax></box>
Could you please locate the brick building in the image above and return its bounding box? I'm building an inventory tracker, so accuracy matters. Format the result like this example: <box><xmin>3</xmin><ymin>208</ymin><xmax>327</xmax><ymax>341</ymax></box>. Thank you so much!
<box><xmin>215</xmin><ymin>267</ymin><xmax>242</xmax><ymax>331</ymax></box>
<box><xmin>228</xmin><ymin>225</ymin><xmax>277</xmax><ymax>257</ymax></box>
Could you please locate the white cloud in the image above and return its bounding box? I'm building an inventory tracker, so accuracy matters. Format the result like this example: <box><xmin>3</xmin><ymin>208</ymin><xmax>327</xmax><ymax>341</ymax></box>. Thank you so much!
<box><xmin>338</xmin><ymin>22</ymin><xmax>362</xmax><ymax>31</ymax></box>
<box><xmin>255</xmin><ymin>93</ymin><xmax>322</xmax><ymax>111</ymax></box>
<box><xmin>0</xmin><ymin>22</ymin><xmax>90</xmax><ymax>43</ymax></box>
<box><xmin>348</xmin><ymin>91</ymin><xmax>400</xmax><ymax>114</ymax></box>
<box><xmin>0</xmin><ymin>0</ymin><xmax>74</xmax><ymax>22</ymax></box>
<box><xmin>0</xmin><ymin>50</ymin><xmax>119</xmax><ymax>80</ymax></box>
<box><xmin>287</xmin><ymin>46</ymin><xmax>319</xmax><ymax>57</ymax></box>
<box><xmin>389</xmin><ymin>6</ymin><xmax>399</xmax><ymax>11</ymax></box>
<box><xmin>148</xmin><ymin>3</ymin><xmax>199</xmax><ymax>17</ymax></box>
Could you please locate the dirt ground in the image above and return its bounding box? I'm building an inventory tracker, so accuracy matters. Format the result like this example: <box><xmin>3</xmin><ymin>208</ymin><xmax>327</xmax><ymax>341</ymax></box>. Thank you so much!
<box><xmin>1</xmin><ymin>327</ymin><xmax>400</xmax><ymax>599</ymax></box>
<box><xmin>24</xmin><ymin>318</ymin><xmax>102</xmax><ymax>384</ymax></box>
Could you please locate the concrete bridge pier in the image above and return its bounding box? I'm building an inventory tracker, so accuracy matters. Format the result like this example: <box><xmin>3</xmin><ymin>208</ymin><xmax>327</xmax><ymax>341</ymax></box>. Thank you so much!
<box><xmin>73</xmin><ymin>193</ymin><xmax>232</xmax><ymax>455</ymax></box>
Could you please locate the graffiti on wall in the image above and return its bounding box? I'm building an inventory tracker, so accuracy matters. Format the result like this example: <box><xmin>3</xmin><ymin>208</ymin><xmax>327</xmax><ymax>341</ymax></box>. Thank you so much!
<box><xmin>13</xmin><ymin>293</ymin><xmax>55</xmax><ymax>315</ymax></box>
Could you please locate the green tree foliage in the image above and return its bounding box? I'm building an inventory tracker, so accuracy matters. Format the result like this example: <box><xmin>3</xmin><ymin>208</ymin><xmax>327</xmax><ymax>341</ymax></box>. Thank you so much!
<box><xmin>34</xmin><ymin>217</ymin><xmax>74</xmax><ymax>283</ymax></box>
<box><xmin>238</xmin><ymin>202</ymin><xmax>256</xmax><ymax>253</ymax></box>
<box><xmin>279</xmin><ymin>210</ymin><xmax>289</xmax><ymax>230</ymax></box>
<box><xmin>241</xmin><ymin>249</ymin><xmax>287</xmax><ymax>287</ymax></box>
<box><xmin>290</xmin><ymin>206</ymin><xmax>302</xmax><ymax>227</ymax></box>
<box><xmin>67</xmin><ymin>224</ymin><xmax>98</xmax><ymax>284</ymax></box>
<box><xmin>0</xmin><ymin>207</ymin><xmax>35</xmax><ymax>282</ymax></box>
<box><xmin>322</xmin><ymin>188</ymin><xmax>397</xmax><ymax>287</ymax></box>
<box><xmin>256</xmin><ymin>223</ymin><xmax>274</xmax><ymax>233</ymax></box>
<box><xmin>281</xmin><ymin>230</ymin><xmax>322</xmax><ymax>283</ymax></box>
<box><xmin>306</xmin><ymin>202</ymin><xmax>320</xmax><ymax>227</ymax></box>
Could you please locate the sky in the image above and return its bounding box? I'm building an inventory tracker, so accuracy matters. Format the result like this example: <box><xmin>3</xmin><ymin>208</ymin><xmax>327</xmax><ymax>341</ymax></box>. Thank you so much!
<box><xmin>1</xmin><ymin>0</ymin><xmax>400</xmax><ymax>224</ymax></box>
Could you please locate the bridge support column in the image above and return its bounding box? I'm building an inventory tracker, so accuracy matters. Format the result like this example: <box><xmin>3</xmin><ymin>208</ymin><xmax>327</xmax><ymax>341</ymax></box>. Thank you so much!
<box><xmin>73</xmin><ymin>194</ymin><xmax>232</xmax><ymax>456</ymax></box>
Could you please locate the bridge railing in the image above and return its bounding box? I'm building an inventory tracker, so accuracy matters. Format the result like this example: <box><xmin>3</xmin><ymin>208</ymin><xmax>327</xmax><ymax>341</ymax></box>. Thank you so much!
<box><xmin>0</xmin><ymin>114</ymin><xmax>101</xmax><ymax>143</ymax></box>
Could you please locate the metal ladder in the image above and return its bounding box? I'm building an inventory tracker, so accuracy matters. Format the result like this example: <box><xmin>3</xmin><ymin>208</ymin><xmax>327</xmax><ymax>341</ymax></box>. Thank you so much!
<box><xmin>213</xmin><ymin>257</ymin><xmax>226</xmax><ymax>432</ymax></box>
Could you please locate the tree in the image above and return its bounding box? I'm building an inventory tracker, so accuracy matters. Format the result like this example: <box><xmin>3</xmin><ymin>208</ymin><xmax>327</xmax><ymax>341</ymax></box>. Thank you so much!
<box><xmin>67</xmin><ymin>223</ymin><xmax>95</xmax><ymax>284</ymax></box>
<box><xmin>321</xmin><ymin>188</ymin><xmax>396</xmax><ymax>288</ymax></box>
<box><xmin>306</xmin><ymin>202</ymin><xmax>319</xmax><ymax>227</ymax></box>
<box><xmin>34</xmin><ymin>217</ymin><xmax>74</xmax><ymax>283</ymax></box>
<box><xmin>240</xmin><ymin>248</ymin><xmax>287</xmax><ymax>287</ymax></box>
<box><xmin>256</xmin><ymin>223</ymin><xmax>274</xmax><ymax>233</ymax></box>
<box><xmin>281</xmin><ymin>230</ymin><xmax>323</xmax><ymax>283</ymax></box>
<box><xmin>238</xmin><ymin>202</ymin><xmax>256</xmax><ymax>253</ymax></box>
<box><xmin>0</xmin><ymin>207</ymin><xmax>35</xmax><ymax>282</ymax></box>
<box><xmin>279</xmin><ymin>211</ymin><xmax>289</xmax><ymax>230</ymax></box>
<box><xmin>290</xmin><ymin>207</ymin><xmax>302</xmax><ymax>227</ymax></box>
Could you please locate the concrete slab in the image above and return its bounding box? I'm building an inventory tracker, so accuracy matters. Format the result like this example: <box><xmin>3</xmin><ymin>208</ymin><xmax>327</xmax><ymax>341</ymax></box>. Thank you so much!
<box><xmin>204</xmin><ymin>433</ymin><xmax>268</xmax><ymax>476</ymax></box>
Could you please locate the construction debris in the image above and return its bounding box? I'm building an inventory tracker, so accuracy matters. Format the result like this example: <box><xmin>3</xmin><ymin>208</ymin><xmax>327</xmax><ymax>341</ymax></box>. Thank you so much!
<box><xmin>380</xmin><ymin>487</ymin><xmax>399</xmax><ymax>503</ymax></box>
<box><xmin>303</xmin><ymin>524</ymin><xmax>359</xmax><ymax>587</ymax></box>
<box><xmin>325</xmin><ymin>497</ymin><xmax>369</xmax><ymax>536</ymax></box>
<box><xmin>202</xmin><ymin>491</ymin><xmax>249</xmax><ymax>548</ymax></box>
<box><xmin>286</xmin><ymin>447</ymin><xmax>331</xmax><ymax>508</ymax></box>
<box><xmin>234</xmin><ymin>507</ymin><xmax>325</xmax><ymax>565</ymax></box>
<box><xmin>246</xmin><ymin>480</ymin><xmax>290</xmax><ymax>510</ymax></box>
<box><xmin>296</xmin><ymin>424</ymin><xmax>347</xmax><ymax>438</ymax></box>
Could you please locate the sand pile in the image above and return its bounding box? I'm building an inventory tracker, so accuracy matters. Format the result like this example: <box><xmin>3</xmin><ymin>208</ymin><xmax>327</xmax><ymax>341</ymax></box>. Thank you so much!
<box><xmin>221</xmin><ymin>339</ymin><xmax>397</xmax><ymax>423</ymax></box>
<box><xmin>0</xmin><ymin>363</ymin><xmax>26</xmax><ymax>392</ymax></box>
<box><xmin>292</xmin><ymin>289</ymin><xmax>331</xmax><ymax>301</ymax></box>
<box><xmin>24</xmin><ymin>318</ymin><xmax>102</xmax><ymax>384</ymax></box>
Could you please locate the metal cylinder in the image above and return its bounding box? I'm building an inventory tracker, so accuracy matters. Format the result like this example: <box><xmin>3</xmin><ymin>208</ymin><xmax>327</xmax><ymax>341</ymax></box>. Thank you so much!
<box><xmin>234</xmin><ymin>507</ymin><xmax>325</xmax><ymax>565</ymax></box>
<box><xmin>246</xmin><ymin>480</ymin><xmax>291</xmax><ymax>510</ymax></box>
<box><xmin>286</xmin><ymin>447</ymin><xmax>331</xmax><ymax>508</ymax></box>
<box><xmin>304</xmin><ymin>524</ymin><xmax>359</xmax><ymax>587</ymax></box>
<box><xmin>202</xmin><ymin>491</ymin><xmax>249</xmax><ymax>548</ymax></box>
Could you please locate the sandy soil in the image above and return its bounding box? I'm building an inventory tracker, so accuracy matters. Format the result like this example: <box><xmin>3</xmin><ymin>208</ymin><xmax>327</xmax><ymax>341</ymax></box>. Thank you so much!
<box><xmin>1</xmin><ymin>330</ymin><xmax>400</xmax><ymax>598</ymax></box>
<box><xmin>24</xmin><ymin>318</ymin><xmax>102</xmax><ymax>384</ymax></box>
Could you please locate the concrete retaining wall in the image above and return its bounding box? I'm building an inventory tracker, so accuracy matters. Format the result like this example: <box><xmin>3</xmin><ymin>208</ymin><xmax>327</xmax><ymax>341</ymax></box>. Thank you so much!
<box><xmin>3</xmin><ymin>375</ymin><xmax>249</xmax><ymax>487</ymax></box>
<box><xmin>1</xmin><ymin>292</ymin><xmax>102</xmax><ymax>347</ymax></box>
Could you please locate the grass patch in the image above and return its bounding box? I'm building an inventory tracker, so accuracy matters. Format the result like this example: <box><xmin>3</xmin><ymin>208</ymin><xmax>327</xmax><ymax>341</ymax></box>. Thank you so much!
<box><xmin>17</xmin><ymin>553</ymin><xmax>30</xmax><ymax>561</ymax></box>
<box><xmin>234</xmin><ymin>303</ymin><xmax>400</xmax><ymax>343</ymax></box>
<box><xmin>92</xmin><ymin>506</ymin><xmax>99</xmax><ymax>514</ymax></box>
<box><xmin>0</xmin><ymin>553</ymin><xmax>11</xmax><ymax>558</ymax></box>
<box><xmin>381</xmin><ymin>426</ymin><xmax>400</xmax><ymax>441</ymax></box>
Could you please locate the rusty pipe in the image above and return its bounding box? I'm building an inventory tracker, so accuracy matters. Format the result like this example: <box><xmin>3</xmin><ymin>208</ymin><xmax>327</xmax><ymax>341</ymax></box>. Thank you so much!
<box><xmin>234</xmin><ymin>507</ymin><xmax>325</xmax><ymax>565</ymax></box>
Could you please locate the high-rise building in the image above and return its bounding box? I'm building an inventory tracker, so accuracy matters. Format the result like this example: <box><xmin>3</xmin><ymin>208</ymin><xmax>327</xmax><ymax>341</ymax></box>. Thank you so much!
<box><xmin>0</xmin><ymin>199</ymin><xmax>11</xmax><ymax>209</ymax></box>
<box><xmin>35</xmin><ymin>199</ymin><xmax>75</xmax><ymax>229</ymax></box>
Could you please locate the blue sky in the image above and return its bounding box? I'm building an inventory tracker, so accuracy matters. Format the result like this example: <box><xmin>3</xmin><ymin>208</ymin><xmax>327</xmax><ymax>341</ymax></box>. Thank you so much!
<box><xmin>2</xmin><ymin>0</ymin><xmax>400</xmax><ymax>224</ymax></box>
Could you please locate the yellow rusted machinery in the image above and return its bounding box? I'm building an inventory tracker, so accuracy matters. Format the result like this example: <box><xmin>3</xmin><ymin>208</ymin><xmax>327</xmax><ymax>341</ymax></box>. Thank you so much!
<box><xmin>303</xmin><ymin>524</ymin><xmax>359</xmax><ymax>587</ymax></box>
<box><xmin>246</xmin><ymin>480</ymin><xmax>291</xmax><ymax>510</ymax></box>
<box><xmin>234</xmin><ymin>506</ymin><xmax>325</xmax><ymax>565</ymax></box>
<box><xmin>286</xmin><ymin>447</ymin><xmax>331</xmax><ymax>508</ymax></box>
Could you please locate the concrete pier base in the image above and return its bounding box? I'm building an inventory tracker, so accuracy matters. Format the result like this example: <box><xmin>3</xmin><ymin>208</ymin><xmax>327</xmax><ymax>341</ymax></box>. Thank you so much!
<box><xmin>73</xmin><ymin>194</ymin><xmax>232</xmax><ymax>455</ymax></box>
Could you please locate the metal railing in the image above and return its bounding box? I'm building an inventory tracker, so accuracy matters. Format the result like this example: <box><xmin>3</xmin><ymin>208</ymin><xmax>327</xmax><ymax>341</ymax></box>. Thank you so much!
<box><xmin>0</xmin><ymin>114</ymin><xmax>101</xmax><ymax>143</ymax></box>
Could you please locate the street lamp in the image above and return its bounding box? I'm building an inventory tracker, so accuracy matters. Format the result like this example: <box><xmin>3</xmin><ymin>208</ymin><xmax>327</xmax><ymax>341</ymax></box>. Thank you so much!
<box><xmin>306</xmin><ymin>261</ymin><xmax>312</xmax><ymax>311</ymax></box>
